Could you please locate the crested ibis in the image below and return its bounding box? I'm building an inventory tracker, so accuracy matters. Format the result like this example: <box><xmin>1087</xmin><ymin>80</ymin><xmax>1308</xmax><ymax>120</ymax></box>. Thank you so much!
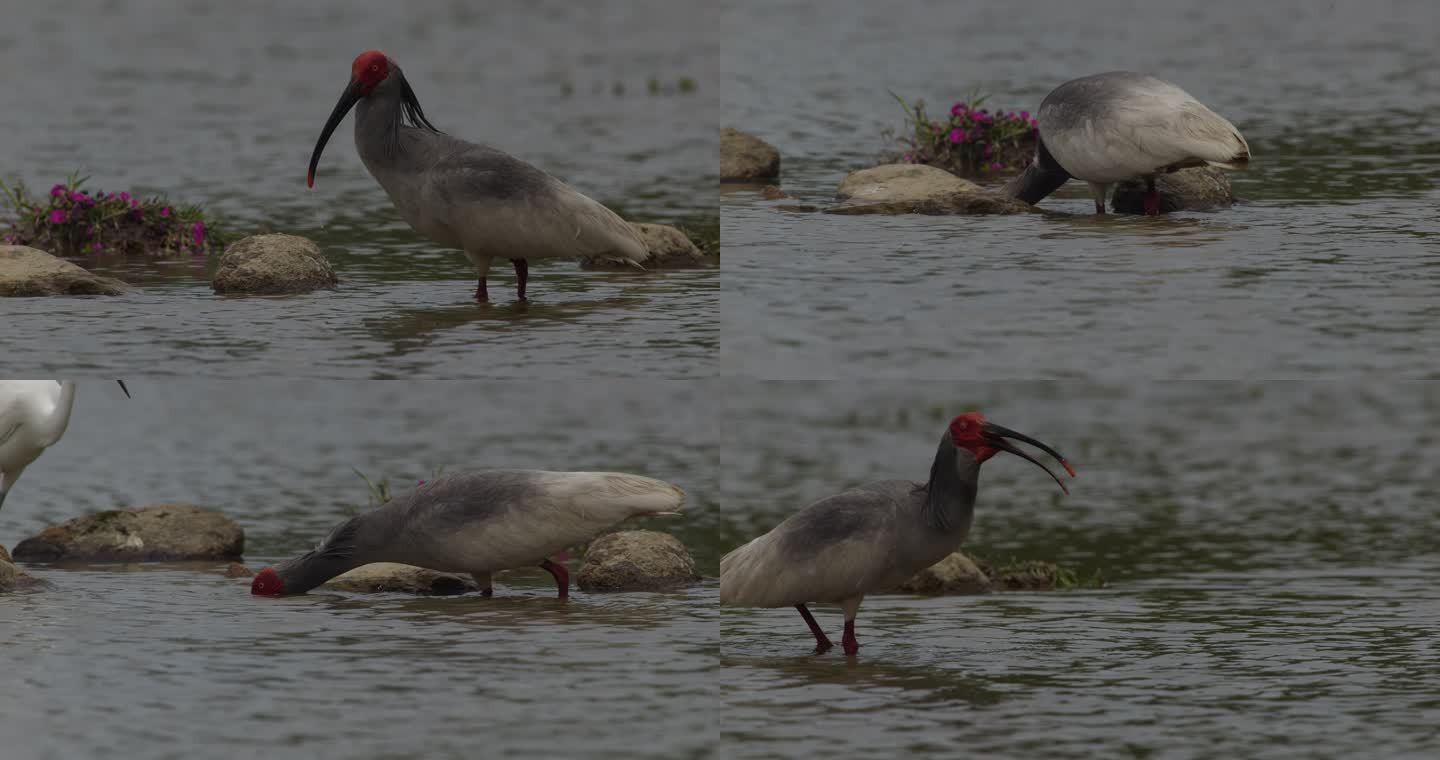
<box><xmin>720</xmin><ymin>412</ymin><xmax>1075</xmax><ymax>656</ymax></box>
<box><xmin>251</xmin><ymin>469</ymin><xmax>685</xmax><ymax>597</ymax></box>
<box><xmin>0</xmin><ymin>380</ymin><xmax>130</xmax><ymax>512</ymax></box>
<box><xmin>305</xmin><ymin>50</ymin><xmax>648</xmax><ymax>302</ymax></box>
<box><xmin>1004</xmin><ymin>71</ymin><xmax>1250</xmax><ymax>215</ymax></box>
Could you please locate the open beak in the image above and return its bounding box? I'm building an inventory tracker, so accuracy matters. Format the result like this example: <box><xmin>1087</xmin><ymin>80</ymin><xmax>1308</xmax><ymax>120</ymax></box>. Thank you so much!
<box><xmin>981</xmin><ymin>421</ymin><xmax>1076</xmax><ymax>494</ymax></box>
<box><xmin>115</xmin><ymin>379</ymin><xmax>130</xmax><ymax>398</ymax></box>
<box><xmin>306</xmin><ymin>79</ymin><xmax>364</xmax><ymax>188</ymax></box>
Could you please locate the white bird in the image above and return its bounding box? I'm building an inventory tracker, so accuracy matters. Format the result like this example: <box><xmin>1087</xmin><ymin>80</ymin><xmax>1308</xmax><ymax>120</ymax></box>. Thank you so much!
<box><xmin>1004</xmin><ymin>71</ymin><xmax>1250</xmax><ymax>215</ymax></box>
<box><xmin>0</xmin><ymin>380</ymin><xmax>130</xmax><ymax>512</ymax></box>
<box><xmin>251</xmin><ymin>469</ymin><xmax>685</xmax><ymax>597</ymax></box>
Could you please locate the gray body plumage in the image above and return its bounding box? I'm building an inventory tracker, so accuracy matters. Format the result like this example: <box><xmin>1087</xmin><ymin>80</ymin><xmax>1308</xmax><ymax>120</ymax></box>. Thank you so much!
<box><xmin>351</xmin><ymin>65</ymin><xmax>647</xmax><ymax>275</ymax></box>
<box><xmin>1004</xmin><ymin>71</ymin><xmax>1250</xmax><ymax>210</ymax></box>
<box><xmin>720</xmin><ymin>435</ymin><xmax>979</xmax><ymax>608</ymax></box>
<box><xmin>273</xmin><ymin>468</ymin><xmax>685</xmax><ymax>594</ymax></box>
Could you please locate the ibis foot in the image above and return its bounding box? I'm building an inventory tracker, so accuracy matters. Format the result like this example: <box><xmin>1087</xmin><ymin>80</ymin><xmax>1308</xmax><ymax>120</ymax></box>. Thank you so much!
<box><xmin>481</xmin><ymin>587</ymin><xmax>494</xmax><ymax>598</ymax></box>
<box><xmin>475</xmin><ymin>277</ymin><xmax>490</xmax><ymax>303</ymax></box>
<box><xmin>841</xmin><ymin>619</ymin><xmax>860</xmax><ymax>656</ymax></box>
<box><xmin>1143</xmin><ymin>178</ymin><xmax>1161</xmax><ymax>216</ymax></box>
<box><xmin>540</xmin><ymin>558</ymin><xmax>569</xmax><ymax>599</ymax></box>
<box><xmin>795</xmin><ymin>603</ymin><xmax>834</xmax><ymax>654</ymax></box>
<box><xmin>511</xmin><ymin>257</ymin><xmax>528</xmax><ymax>301</ymax></box>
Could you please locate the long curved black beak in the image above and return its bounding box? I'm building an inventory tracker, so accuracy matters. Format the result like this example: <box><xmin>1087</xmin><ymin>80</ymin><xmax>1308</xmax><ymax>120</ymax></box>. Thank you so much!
<box><xmin>1001</xmin><ymin>137</ymin><xmax>1072</xmax><ymax>205</ymax></box>
<box><xmin>982</xmin><ymin>421</ymin><xmax>1076</xmax><ymax>494</ymax></box>
<box><xmin>307</xmin><ymin>79</ymin><xmax>364</xmax><ymax>189</ymax></box>
<box><xmin>115</xmin><ymin>379</ymin><xmax>130</xmax><ymax>398</ymax></box>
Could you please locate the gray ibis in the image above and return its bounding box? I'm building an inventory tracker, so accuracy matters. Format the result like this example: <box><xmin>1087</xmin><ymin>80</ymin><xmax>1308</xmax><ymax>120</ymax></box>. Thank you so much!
<box><xmin>251</xmin><ymin>469</ymin><xmax>685</xmax><ymax>597</ymax></box>
<box><xmin>305</xmin><ymin>50</ymin><xmax>647</xmax><ymax>302</ymax></box>
<box><xmin>1004</xmin><ymin>71</ymin><xmax>1250</xmax><ymax>215</ymax></box>
<box><xmin>720</xmin><ymin>412</ymin><xmax>1075</xmax><ymax>656</ymax></box>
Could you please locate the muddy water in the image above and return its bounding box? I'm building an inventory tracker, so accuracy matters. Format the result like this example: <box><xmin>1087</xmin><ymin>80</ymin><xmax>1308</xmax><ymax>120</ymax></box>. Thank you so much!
<box><xmin>718</xmin><ymin>380</ymin><xmax>1440</xmax><ymax>757</ymax></box>
<box><xmin>720</xmin><ymin>0</ymin><xmax>1440</xmax><ymax>380</ymax></box>
<box><xmin>0</xmin><ymin>0</ymin><xmax>718</xmax><ymax>377</ymax></box>
<box><xmin>0</xmin><ymin>380</ymin><xmax>718</xmax><ymax>759</ymax></box>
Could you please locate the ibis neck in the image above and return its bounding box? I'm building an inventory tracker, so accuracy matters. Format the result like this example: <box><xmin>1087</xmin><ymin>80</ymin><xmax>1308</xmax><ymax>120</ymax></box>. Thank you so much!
<box><xmin>354</xmin><ymin>88</ymin><xmax>407</xmax><ymax>169</ymax></box>
<box><xmin>273</xmin><ymin>508</ymin><xmax>397</xmax><ymax>594</ymax></box>
<box><xmin>921</xmin><ymin>435</ymin><xmax>980</xmax><ymax>534</ymax></box>
<box><xmin>1002</xmin><ymin>136</ymin><xmax>1072</xmax><ymax>204</ymax></box>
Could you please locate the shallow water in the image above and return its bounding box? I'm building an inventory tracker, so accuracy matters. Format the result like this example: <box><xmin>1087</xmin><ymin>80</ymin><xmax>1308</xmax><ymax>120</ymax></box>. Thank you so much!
<box><xmin>720</xmin><ymin>0</ymin><xmax>1440</xmax><ymax>380</ymax></box>
<box><xmin>0</xmin><ymin>380</ymin><xmax>718</xmax><ymax>759</ymax></box>
<box><xmin>718</xmin><ymin>380</ymin><xmax>1440</xmax><ymax>757</ymax></box>
<box><xmin>0</xmin><ymin>0</ymin><xmax>718</xmax><ymax>377</ymax></box>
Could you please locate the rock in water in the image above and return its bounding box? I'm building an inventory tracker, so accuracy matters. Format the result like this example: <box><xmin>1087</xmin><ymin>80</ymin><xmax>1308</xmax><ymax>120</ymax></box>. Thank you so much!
<box><xmin>720</xmin><ymin>128</ymin><xmax>781</xmax><ymax>182</ymax></box>
<box><xmin>0</xmin><ymin>245</ymin><xmax>129</xmax><ymax>296</ymax></box>
<box><xmin>577</xmin><ymin>530</ymin><xmax>700</xmax><ymax>591</ymax></box>
<box><xmin>581</xmin><ymin>223</ymin><xmax>714</xmax><ymax>270</ymax></box>
<box><xmin>324</xmin><ymin>563</ymin><xmax>478</xmax><ymax>595</ymax></box>
<box><xmin>211</xmin><ymin>233</ymin><xmax>337</xmax><ymax>295</ymax></box>
<box><xmin>12</xmin><ymin>504</ymin><xmax>244</xmax><ymax>562</ymax></box>
<box><xmin>831</xmin><ymin>164</ymin><xmax>1035</xmax><ymax>215</ymax></box>
<box><xmin>1111</xmin><ymin>166</ymin><xmax>1236</xmax><ymax>213</ymax></box>
<box><xmin>894</xmin><ymin>552</ymin><xmax>991</xmax><ymax>594</ymax></box>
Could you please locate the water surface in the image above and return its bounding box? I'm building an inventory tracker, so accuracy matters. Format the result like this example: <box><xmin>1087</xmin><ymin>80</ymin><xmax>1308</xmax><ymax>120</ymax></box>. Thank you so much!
<box><xmin>720</xmin><ymin>0</ymin><xmax>1440</xmax><ymax>380</ymax></box>
<box><xmin>0</xmin><ymin>380</ymin><xmax>718</xmax><ymax>759</ymax></box>
<box><xmin>719</xmin><ymin>380</ymin><xmax>1440</xmax><ymax>758</ymax></box>
<box><xmin>1</xmin><ymin>0</ymin><xmax>718</xmax><ymax>377</ymax></box>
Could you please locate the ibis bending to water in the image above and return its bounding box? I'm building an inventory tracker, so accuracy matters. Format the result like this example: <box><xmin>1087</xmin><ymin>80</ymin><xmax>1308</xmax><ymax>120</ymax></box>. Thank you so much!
<box><xmin>720</xmin><ymin>412</ymin><xmax>1074</xmax><ymax>656</ymax></box>
<box><xmin>251</xmin><ymin>469</ymin><xmax>685</xmax><ymax>597</ymax></box>
<box><xmin>1004</xmin><ymin>71</ymin><xmax>1250</xmax><ymax>215</ymax></box>
<box><xmin>306</xmin><ymin>50</ymin><xmax>648</xmax><ymax>303</ymax></box>
<box><xmin>0</xmin><ymin>380</ymin><xmax>130</xmax><ymax>512</ymax></box>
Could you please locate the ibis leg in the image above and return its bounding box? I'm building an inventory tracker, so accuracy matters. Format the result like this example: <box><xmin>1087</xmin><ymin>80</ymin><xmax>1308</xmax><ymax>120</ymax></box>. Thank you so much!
<box><xmin>1088</xmin><ymin>181</ymin><xmax>1109</xmax><ymax>215</ymax></box>
<box><xmin>468</xmin><ymin>252</ymin><xmax>493</xmax><ymax>303</ymax></box>
<box><xmin>795</xmin><ymin>604</ymin><xmax>833</xmax><ymax>654</ymax></box>
<box><xmin>510</xmin><ymin>258</ymin><xmax>529</xmax><ymax>301</ymax></box>
<box><xmin>1143</xmin><ymin>177</ymin><xmax>1161</xmax><ymax>216</ymax></box>
<box><xmin>841</xmin><ymin>595</ymin><xmax>863</xmax><ymax>656</ymax></box>
<box><xmin>540</xmin><ymin>558</ymin><xmax>569</xmax><ymax>599</ymax></box>
<box><xmin>473</xmin><ymin>572</ymin><xmax>493</xmax><ymax>598</ymax></box>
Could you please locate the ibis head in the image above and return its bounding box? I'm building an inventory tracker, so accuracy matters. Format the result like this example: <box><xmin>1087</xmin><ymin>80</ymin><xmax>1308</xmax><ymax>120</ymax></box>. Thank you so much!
<box><xmin>306</xmin><ymin>49</ymin><xmax>439</xmax><ymax>189</ymax></box>
<box><xmin>946</xmin><ymin>411</ymin><xmax>1076</xmax><ymax>493</ymax></box>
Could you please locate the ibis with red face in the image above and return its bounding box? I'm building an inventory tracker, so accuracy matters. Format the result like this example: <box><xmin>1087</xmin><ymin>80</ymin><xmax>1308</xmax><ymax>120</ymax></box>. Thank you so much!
<box><xmin>720</xmin><ymin>412</ymin><xmax>1075</xmax><ymax>656</ymax></box>
<box><xmin>306</xmin><ymin>50</ymin><xmax>647</xmax><ymax>302</ymax></box>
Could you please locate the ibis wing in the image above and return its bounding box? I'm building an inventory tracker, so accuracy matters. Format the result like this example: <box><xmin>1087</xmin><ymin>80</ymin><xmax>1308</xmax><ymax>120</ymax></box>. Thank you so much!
<box><xmin>721</xmin><ymin>481</ymin><xmax>917</xmax><ymax>607</ymax></box>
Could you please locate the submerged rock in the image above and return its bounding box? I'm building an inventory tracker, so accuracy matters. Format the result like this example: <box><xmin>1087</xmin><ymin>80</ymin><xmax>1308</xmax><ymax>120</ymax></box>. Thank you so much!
<box><xmin>324</xmin><ymin>562</ymin><xmax>479</xmax><ymax>595</ymax></box>
<box><xmin>224</xmin><ymin>562</ymin><xmax>255</xmax><ymax>578</ymax></box>
<box><xmin>211</xmin><ymin>233</ymin><xmax>337</xmax><ymax>295</ymax></box>
<box><xmin>577</xmin><ymin>530</ymin><xmax>700</xmax><ymax>591</ymax></box>
<box><xmin>11</xmin><ymin>504</ymin><xmax>244</xmax><ymax>562</ymax></box>
<box><xmin>986</xmin><ymin>559</ymin><xmax>1071</xmax><ymax>591</ymax></box>
<box><xmin>894</xmin><ymin>552</ymin><xmax>990</xmax><ymax>594</ymax></box>
<box><xmin>720</xmin><ymin>128</ymin><xmax>781</xmax><ymax>182</ymax></box>
<box><xmin>581</xmin><ymin>223</ymin><xmax>715</xmax><ymax>270</ymax></box>
<box><xmin>0</xmin><ymin>245</ymin><xmax>129</xmax><ymax>297</ymax></box>
<box><xmin>831</xmin><ymin>164</ymin><xmax>1035</xmax><ymax>215</ymax></box>
<box><xmin>0</xmin><ymin>545</ymin><xmax>43</xmax><ymax>592</ymax></box>
<box><xmin>1111</xmin><ymin>166</ymin><xmax>1236</xmax><ymax>213</ymax></box>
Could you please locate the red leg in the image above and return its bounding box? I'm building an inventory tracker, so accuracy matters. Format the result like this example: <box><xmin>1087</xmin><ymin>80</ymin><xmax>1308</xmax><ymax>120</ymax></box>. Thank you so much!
<box><xmin>476</xmin><ymin>277</ymin><xmax>489</xmax><ymax>303</ymax></box>
<box><xmin>511</xmin><ymin>258</ymin><xmax>528</xmax><ymax>301</ymax></box>
<box><xmin>1143</xmin><ymin>177</ymin><xmax>1161</xmax><ymax>216</ymax></box>
<box><xmin>795</xmin><ymin>604</ymin><xmax>833</xmax><ymax>654</ymax></box>
<box><xmin>540</xmin><ymin>558</ymin><xmax>569</xmax><ymax>598</ymax></box>
<box><xmin>841</xmin><ymin>619</ymin><xmax>860</xmax><ymax>656</ymax></box>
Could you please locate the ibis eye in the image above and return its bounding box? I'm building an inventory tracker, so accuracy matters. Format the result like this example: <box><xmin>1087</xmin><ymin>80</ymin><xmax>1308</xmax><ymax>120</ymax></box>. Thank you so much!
<box><xmin>371</xmin><ymin>64</ymin><xmax>379</xmax><ymax>72</ymax></box>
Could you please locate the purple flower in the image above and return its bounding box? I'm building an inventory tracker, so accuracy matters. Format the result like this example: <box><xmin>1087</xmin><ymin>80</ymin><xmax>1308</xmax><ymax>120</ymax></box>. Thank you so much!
<box><xmin>191</xmin><ymin>221</ymin><xmax>206</xmax><ymax>246</ymax></box>
<box><xmin>48</xmin><ymin>209</ymin><xmax>66</xmax><ymax>224</ymax></box>
<box><xmin>991</xmin><ymin>161</ymin><xmax>1004</xmax><ymax>171</ymax></box>
<box><xmin>92</xmin><ymin>242</ymin><xmax>103</xmax><ymax>252</ymax></box>
<box><xmin>1020</xmin><ymin>111</ymin><xmax>1030</xmax><ymax>121</ymax></box>
<box><xmin>130</xmin><ymin>199</ymin><xmax>139</xmax><ymax>209</ymax></box>
<box><xmin>902</xmin><ymin>152</ymin><xmax>914</xmax><ymax>162</ymax></box>
<box><xmin>949</xmin><ymin>128</ymin><xmax>965</xmax><ymax>144</ymax></box>
<box><xmin>119</xmin><ymin>191</ymin><xmax>130</xmax><ymax>202</ymax></box>
<box><xmin>950</xmin><ymin>102</ymin><xmax>968</xmax><ymax>116</ymax></box>
<box><xmin>160</xmin><ymin>207</ymin><xmax>171</xmax><ymax>218</ymax></box>
<box><xmin>984</xmin><ymin>144</ymin><xmax>994</xmax><ymax>157</ymax></box>
<box><xmin>69</xmin><ymin>191</ymin><xmax>88</xmax><ymax>204</ymax></box>
<box><xmin>50</xmin><ymin>184</ymin><xmax>66</xmax><ymax>198</ymax></box>
<box><xmin>1031</xmin><ymin>119</ymin><xmax>1039</xmax><ymax>128</ymax></box>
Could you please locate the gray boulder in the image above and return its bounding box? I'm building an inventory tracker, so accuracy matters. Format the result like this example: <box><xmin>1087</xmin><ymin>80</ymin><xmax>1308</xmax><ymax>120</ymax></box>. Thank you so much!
<box><xmin>581</xmin><ymin>223</ymin><xmax>715</xmax><ymax>270</ymax></box>
<box><xmin>831</xmin><ymin>164</ymin><xmax>1035</xmax><ymax>215</ymax></box>
<box><xmin>1112</xmin><ymin>166</ymin><xmax>1236</xmax><ymax>213</ymax></box>
<box><xmin>0</xmin><ymin>245</ymin><xmax>129</xmax><ymax>296</ymax></box>
<box><xmin>324</xmin><ymin>563</ymin><xmax>479</xmax><ymax>595</ymax></box>
<box><xmin>893</xmin><ymin>552</ymin><xmax>990</xmax><ymax>594</ymax></box>
<box><xmin>212</xmin><ymin>233</ymin><xmax>337</xmax><ymax>295</ymax></box>
<box><xmin>721</xmin><ymin>128</ymin><xmax>781</xmax><ymax>182</ymax></box>
<box><xmin>11</xmin><ymin>504</ymin><xmax>244</xmax><ymax>562</ymax></box>
<box><xmin>577</xmin><ymin>530</ymin><xmax>700</xmax><ymax>591</ymax></box>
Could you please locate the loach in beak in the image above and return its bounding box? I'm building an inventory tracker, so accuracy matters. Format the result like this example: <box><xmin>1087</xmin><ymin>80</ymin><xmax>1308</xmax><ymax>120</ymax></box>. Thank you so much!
<box><xmin>982</xmin><ymin>421</ymin><xmax>1077</xmax><ymax>493</ymax></box>
<box><xmin>306</xmin><ymin>79</ymin><xmax>365</xmax><ymax>188</ymax></box>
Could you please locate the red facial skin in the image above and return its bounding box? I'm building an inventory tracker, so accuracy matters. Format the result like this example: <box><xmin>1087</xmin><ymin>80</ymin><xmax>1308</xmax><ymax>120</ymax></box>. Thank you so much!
<box><xmin>250</xmin><ymin>567</ymin><xmax>285</xmax><ymax>596</ymax></box>
<box><xmin>947</xmin><ymin>411</ymin><xmax>997</xmax><ymax>463</ymax></box>
<box><xmin>351</xmin><ymin>50</ymin><xmax>389</xmax><ymax>95</ymax></box>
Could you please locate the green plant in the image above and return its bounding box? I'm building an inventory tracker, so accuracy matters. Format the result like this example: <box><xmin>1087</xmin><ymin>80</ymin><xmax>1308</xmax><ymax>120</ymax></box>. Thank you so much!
<box><xmin>887</xmin><ymin>90</ymin><xmax>1038</xmax><ymax>178</ymax></box>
